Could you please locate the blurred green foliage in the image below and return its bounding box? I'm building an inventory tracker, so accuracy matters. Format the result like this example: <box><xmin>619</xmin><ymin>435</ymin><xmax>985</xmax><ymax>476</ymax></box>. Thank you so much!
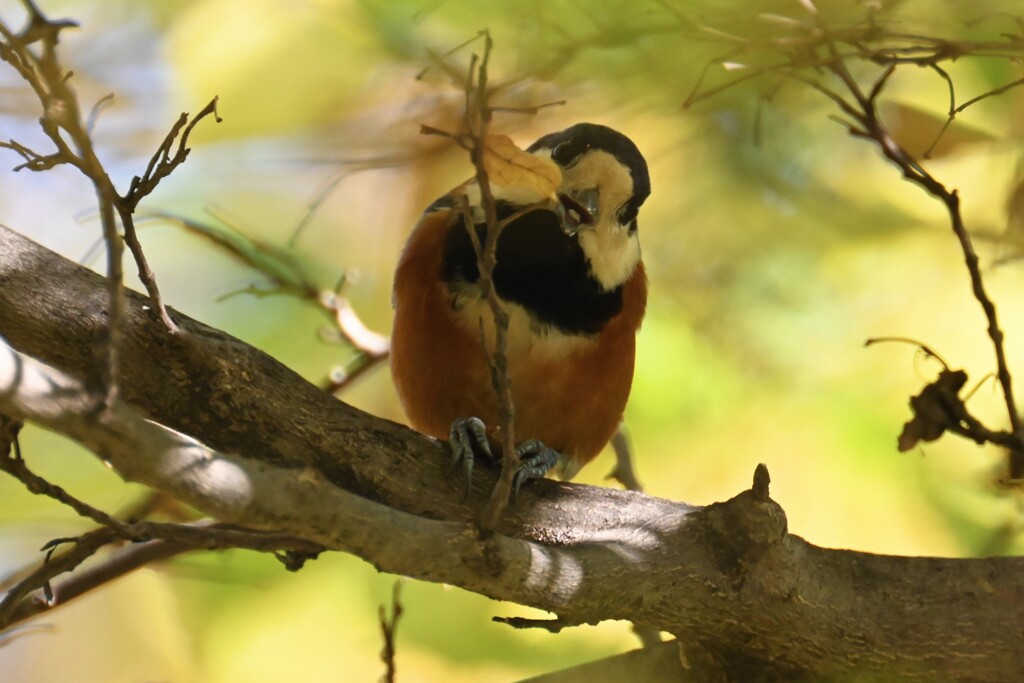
<box><xmin>1</xmin><ymin>0</ymin><xmax>1024</xmax><ymax>680</ymax></box>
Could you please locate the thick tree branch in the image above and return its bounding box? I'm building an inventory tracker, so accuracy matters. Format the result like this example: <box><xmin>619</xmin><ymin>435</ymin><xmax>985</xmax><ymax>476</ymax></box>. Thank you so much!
<box><xmin>1</xmin><ymin>225</ymin><xmax>1023</xmax><ymax>681</ymax></box>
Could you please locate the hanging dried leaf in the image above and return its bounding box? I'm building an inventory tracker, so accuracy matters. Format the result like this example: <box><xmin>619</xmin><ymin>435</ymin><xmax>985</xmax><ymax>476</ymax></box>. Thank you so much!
<box><xmin>897</xmin><ymin>369</ymin><xmax>968</xmax><ymax>451</ymax></box>
<box><xmin>482</xmin><ymin>134</ymin><xmax>562</xmax><ymax>201</ymax></box>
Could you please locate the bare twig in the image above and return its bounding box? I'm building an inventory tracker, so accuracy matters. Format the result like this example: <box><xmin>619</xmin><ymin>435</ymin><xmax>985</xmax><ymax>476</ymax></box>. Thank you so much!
<box><xmin>0</xmin><ymin>3</ymin><xmax>123</xmax><ymax>403</ymax></box>
<box><xmin>0</xmin><ymin>490</ymin><xmax>183</xmax><ymax>596</ymax></box>
<box><xmin>688</xmin><ymin>7</ymin><xmax>1024</xmax><ymax>480</ymax></box>
<box><xmin>419</xmin><ymin>39</ymin><xmax>525</xmax><ymax>526</ymax></box>
<box><xmin>148</xmin><ymin>210</ymin><xmax>389</xmax><ymax>394</ymax></box>
<box><xmin>122</xmin><ymin>98</ymin><xmax>221</xmax><ymax>211</ymax></box>
<box><xmin>454</xmin><ymin>34</ymin><xmax>521</xmax><ymax>532</ymax></box>
<box><xmin>814</xmin><ymin>25</ymin><xmax>1024</xmax><ymax>477</ymax></box>
<box><xmin>0</xmin><ymin>5</ymin><xmax>221</xmax><ymax>386</ymax></box>
<box><xmin>680</xmin><ymin>9</ymin><xmax>1024</xmax><ymax>479</ymax></box>
<box><xmin>289</xmin><ymin>169</ymin><xmax>348</xmax><ymax>248</ymax></box>
<box><xmin>0</xmin><ymin>138</ymin><xmax>64</xmax><ymax>171</ymax></box>
<box><xmin>491</xmin><ymin>99</ymin><xmax>567</xmax><ymax>115</ymax></box>
<box><xmin>0</xmin><ymin>521</ymin><xmax>321</xmax><ymax>631</ymax></box>
<box><xmin>0</xmin><ymin>410</ymin><xmax>322</xmax><ymax>631</ymax></box>
<box><xmin>0</xmin><ymin>413</ymin><xmax>22</xmax><ymax>458</ymax></box>
<box><xmin>0</xmin><ymin>448</ymin><xmax>130</xmax><ymax>531</ymax></box>
<box><xmin>0</xmin><ymin>437</ymin><xmax>322</xmax><ymax>630</ymax></box>
<box><xmin>683</xmin><ymin>11</ymin><xmax>1024</xmax><ymax>109</ymax></box>
<box><xmin>4</xmin><ymin>536</ymin><xmax>191</xmax><ymax>629</ymax></box>
<box><xmin>0</xmin><ymin>622</ymin><xmax>55</xmax><ymax>648</ymax></box>
<box><xmin>952</xmin><ymin>75</ymin><xmax>1024</xmax><ymax>116</ymax></box>
<box><xmin>85</xmin><ymin>92</ymin><xmax>114</xmax><ymax>134</ymax></box>
<box><xmin>378</xmin><ymin>580</ymin><xmax>403</xmax><ymax>683</ymax></box>
<box><xmin>825</xmin><ymin>59</ymin><xmax>1024</xmax><ymax>477</ymax></box>
<box><xmin>0</xmin><ymin>527</ymin><xmax>118</xmax><ymax>628</ymax></box>
<box><xmin>319</xmin><ymin>285</ymin><xmax>391</xmax><ymax>393</ymax></box>
<box><xmin>865</xmin><ymin>337</ymin><xmax>952</xmax><ymax>372</ymax></box>
<box><xmin>112</xmin><ymin>98</ymin><xmax>225</xmax><ymax>336</ymax></box>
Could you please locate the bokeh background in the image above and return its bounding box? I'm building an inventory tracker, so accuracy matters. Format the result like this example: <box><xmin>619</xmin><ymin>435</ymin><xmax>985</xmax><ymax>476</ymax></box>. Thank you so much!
<box><xmin>1</xmin><ymin>0</ymin><xmax>1023</xmax><ymax>681</ymax></box>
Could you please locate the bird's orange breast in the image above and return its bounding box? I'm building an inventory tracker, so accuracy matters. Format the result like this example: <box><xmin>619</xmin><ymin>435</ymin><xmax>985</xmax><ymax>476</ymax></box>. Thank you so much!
<box><xmin>390</xmin><ymin>208</ymin><xmax>647</xmax><ymax>474</ymax></box>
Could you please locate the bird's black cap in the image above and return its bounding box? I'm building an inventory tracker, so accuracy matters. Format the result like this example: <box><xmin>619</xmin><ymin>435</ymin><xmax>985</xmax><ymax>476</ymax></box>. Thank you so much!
<box><xmin>527</xmin><ymin>123</ymin><xmax>650</xmax><ymax>206</ymax></box>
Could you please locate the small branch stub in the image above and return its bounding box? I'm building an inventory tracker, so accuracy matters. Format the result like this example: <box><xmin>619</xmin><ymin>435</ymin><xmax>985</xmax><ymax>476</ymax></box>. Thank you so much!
<box><xmin>752</xmin><ymin>463</ymin><xmax>771</xmax><ymax>502</ymax></box>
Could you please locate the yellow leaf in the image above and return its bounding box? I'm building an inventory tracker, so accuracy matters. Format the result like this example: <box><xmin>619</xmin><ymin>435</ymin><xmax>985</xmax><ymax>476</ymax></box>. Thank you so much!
<box><xmin>481</xmin><ymin>134</ymin><xmax>562</xmax><ymax>201</ymax></box>
<box><xmin>880</xmin><ymin>102</ymin><xmax>994</xmax><ymax>160</ymax></box>
<box><xmin>1003</xmin><ymin>174</ymin><xmax>1024</xmax><ymax>246</ymax></box>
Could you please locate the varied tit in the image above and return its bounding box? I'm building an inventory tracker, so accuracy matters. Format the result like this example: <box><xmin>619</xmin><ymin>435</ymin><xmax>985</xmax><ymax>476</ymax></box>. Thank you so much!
<box><xmin>391</xmin><ymin>122</ymin><xmax>650</xmax><ymax>495</ymax></box>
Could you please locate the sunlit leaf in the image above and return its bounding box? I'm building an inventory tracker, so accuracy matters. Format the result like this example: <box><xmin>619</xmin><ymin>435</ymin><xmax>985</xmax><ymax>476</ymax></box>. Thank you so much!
<box><xmin>880</xmin><ymin>102</ymin><xmax>995</xmax><ymax>160</ymax></box>
<box><xmin>482</xmin><ymin>133</ymin><xmax>561</xmax><ymax>201</ymax></box>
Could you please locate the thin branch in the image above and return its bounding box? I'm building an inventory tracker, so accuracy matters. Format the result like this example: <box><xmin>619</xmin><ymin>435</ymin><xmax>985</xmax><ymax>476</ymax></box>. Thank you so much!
<box><xmin>95</xmin><ymin>181</ymin><xmax>125</xmax><ymax>407</ymax></box>
<box><xmin>0</xmin><ymin>417</ymin><xmax>323</xmax><ymax>630</ymax></box>
<box><xmin>865</xmin><ymin>336</ymin><xmax>952</xmax><ymax>372</ymax></box>
<box><xmin>680</xmin><ymin>9</ymin><xmax>1024</xmax><ymax>479</ymax></box>
<box><xmin>0</xmin><ymin>522</ymin><xmax>321</xmax><ymax>631</ymax></box>
<box><xmin>122</xmin><ymin>98</ymin><xmax>221</xmax><ymax>211</ymax></box>
<box><xmin>921</xmin><ymin>63</ymin><xmax>956</xmax><ymax>159</ymax></box>
<box><xmin>953</xmin><ymin>74</ymin><xmax>1024</xmax><ymax>114</ymax></box>
<box><xmin>0</xmin><ymin>14</ymin><xmax>221</xmax><ymax>361</ymax></box>
<box><xmin>1</xmin><ymin>394</ymin><xmax>322</xmax><ymax>631</ymax></box>
<box><xmin>424</xmin><ymin>36</ymin><xmax>522</xmax><ymax>528</ymax></box>
<box><xmin>288</xmin><ymin>169</ymin><xmax>348</xmax><ymax>248</ymax></box>
<box><xmin>320</xmin><ymin>289</ymin><xmax>391</xmax><ymax>360</ymax></box>
<box><xmin>114</xmin><ymin>97</ymin><xmax>221</xmax><ymax>334</ymax></box>
<box><xmin>85</xmin><ymin>92</ymin><xmax>114</xmax><ymax>134</ymax></box>
<box><xmin>0</xmin><ymin>490</ymin><xmax>181</xmax><ymax>595</ymax></box>
<box><xmin>147</xmin><ymin>210</ymin><xmax>389</xmax><ymax>395</ymax></box>
<box><xmin>0</xmin><ymin>527</ymin><xmax>118</xmax><ymax>627</ymax></box>
<box><xmin>320</xmin><ymin>285</ymin><xmax>391</xmax><ymax>394</ymax></box>
<box><xmin>0</xmin><ymin>3</ymin><xmax>126</xmax><ymax>403</ymax></box>
<box><xmin>378</xmin><ymin>580</ymin><xmax>403</xmax><ymax>683</ymax></box>
<box><xmin>116</xmin><ymin>205</ymin><xmax>179</xmax><ymax>331</ymax></box>
<box><xmin>809</xmin><ymin>30</ymin><xmax>1024</xmax><ymax>479</ymax></box>
<box><xmin>0</xmin><ymin>515</ymin><xmax>322</xmax><ymax>631</ymax></box>
<box><xmin>491</xmin><ymin>99</ymin><xmax>567</xmax><ymax>115</ymax></box>
<box><xmin>5</xmin><ymin>536</ymin><xmax>192</xmax><ymax>628</ymax></box>
<box><xmin>0</xmin><ymin>138</ymin><xmax>65</xmax><ymax>171</ymax></box>
<box><xmin>0</xmin><ymin>413</ymin><xmax>22</xmax><ymax>458</ymax></box>
<box><xmin>459</xmin><ymin>33</ymin><xmax>520</xmax><ymax>532</ymax></box>
<box><xmin>866</xmin><ymin>62</ymin><xmax>897</xmax><ymax>103</ymax></box>
<box><xmin>0</xmin><ymin>448</ymin><xmax>130</xmax><ymax>531</ymax></box>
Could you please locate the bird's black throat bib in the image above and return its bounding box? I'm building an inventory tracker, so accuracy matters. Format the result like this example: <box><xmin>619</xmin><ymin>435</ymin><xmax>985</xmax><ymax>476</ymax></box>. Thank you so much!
<box><xmin>440</xmin><ymin>201</ymin><xmax>624</xmax><ymax>336</ymax></box>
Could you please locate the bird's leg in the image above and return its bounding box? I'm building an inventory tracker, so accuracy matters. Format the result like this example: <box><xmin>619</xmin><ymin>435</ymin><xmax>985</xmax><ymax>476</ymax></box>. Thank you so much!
<box><xmin>449</xmin><ymin>416</ymin><xmax>492</xmax><ymax>499</ymax></box>
<box><xmin>512</xmin><ymin>439</ymin><xmax>561</xmax><ymax>500</ymax></box>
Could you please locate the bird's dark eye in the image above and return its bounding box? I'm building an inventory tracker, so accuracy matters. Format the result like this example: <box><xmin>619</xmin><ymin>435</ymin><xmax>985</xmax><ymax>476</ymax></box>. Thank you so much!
<box><xmin>551</xmin><ymin>141</ymin><xmax>581</xmax><ymax>168</ymax></box>
<box><xmin>618</xmin><ymin>203</ymin><xmax>639</xmax><ymax>224</ymax></box>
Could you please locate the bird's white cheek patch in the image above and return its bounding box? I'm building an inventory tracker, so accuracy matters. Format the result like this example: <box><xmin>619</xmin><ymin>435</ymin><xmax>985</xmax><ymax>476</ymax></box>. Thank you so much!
<box><xmin>578</xmin><ymin>228</ymin><xmax>640</xmax><ymax>291</ymax></box>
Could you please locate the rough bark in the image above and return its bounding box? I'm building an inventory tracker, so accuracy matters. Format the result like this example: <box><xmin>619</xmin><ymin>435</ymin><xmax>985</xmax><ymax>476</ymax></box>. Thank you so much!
<box><xmin>1</xmin><ymin>224</ymin><xmax>1022</xmax><ymax>682</ymax></box>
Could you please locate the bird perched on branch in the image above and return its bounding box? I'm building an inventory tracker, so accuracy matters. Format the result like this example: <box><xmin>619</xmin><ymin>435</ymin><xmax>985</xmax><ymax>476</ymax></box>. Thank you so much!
<box><xmin>391</xmin><ymin>122</ymin><xmax>650</xmax><ymax>493</ymax></box>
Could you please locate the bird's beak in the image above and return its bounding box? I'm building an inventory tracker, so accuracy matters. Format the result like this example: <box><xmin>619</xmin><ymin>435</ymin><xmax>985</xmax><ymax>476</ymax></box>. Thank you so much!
<box><xmin>557</xmin><ymin>188</ymin><xmax>599</xmax><ymax>236</ymax></box>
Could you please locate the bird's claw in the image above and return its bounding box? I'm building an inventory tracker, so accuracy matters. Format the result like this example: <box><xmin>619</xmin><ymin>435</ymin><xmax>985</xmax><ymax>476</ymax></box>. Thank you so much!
<box><xmin>449</xmin><ymin>423</ymin><xmax>562</xmax><ymax>502</ymax></box>
<box><xmin>512</xmin><ymin>439</ymin><xmax>561</xmax><ymax>501</ymax></box>
<box><xmin>449</xmin><ymin>416</ymin><xmax>491</xmax><ymax>499</ymax></box>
